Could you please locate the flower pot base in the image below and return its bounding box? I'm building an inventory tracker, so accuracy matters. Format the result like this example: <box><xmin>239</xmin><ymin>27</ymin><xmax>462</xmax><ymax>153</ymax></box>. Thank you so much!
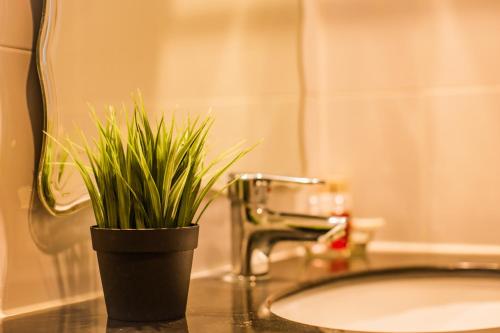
<box><xmin>91</xmin><ymin>225</ymin><xmax>199</xmax><ymax>322</ymax></box>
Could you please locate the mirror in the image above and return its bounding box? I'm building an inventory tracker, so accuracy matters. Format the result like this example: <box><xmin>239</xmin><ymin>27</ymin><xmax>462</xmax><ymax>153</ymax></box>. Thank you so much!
<box><xmin>37</xmin><ymin>0</ymin><xmax>305</xmax><ymax>215</ymax></box>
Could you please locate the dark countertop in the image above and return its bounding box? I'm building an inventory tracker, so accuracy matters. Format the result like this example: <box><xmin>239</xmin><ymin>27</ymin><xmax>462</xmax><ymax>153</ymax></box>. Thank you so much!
<box><xmin>3</xmin><ymin>251</ymin><xmax>500</xmax><ymax>333</ymax></box>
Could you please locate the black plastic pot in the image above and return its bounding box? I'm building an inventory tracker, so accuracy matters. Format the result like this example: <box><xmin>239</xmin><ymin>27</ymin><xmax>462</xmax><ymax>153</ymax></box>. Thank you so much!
<box><xmin>90</xmin><ymin>225</ymin><xmax>199</xmax><ymax>322</ymax></box>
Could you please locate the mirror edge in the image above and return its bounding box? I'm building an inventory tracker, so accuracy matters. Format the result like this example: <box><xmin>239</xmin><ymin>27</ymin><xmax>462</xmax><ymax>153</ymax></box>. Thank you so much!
<box><xmin>36</xmin><ymin>0</ymin><xmax>90</xmax><ymax>216</ymax></box>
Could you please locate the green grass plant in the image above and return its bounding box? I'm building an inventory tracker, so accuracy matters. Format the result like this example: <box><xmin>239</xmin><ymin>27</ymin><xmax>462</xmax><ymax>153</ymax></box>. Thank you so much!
<box><xmin>47</xmin><ymin>95</ymin><xmax>253</xmax><ymax>229</ymax></box>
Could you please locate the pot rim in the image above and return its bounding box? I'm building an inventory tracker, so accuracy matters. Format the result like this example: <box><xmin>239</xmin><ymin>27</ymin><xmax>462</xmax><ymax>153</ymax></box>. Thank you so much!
<box><xmin>90</xmin><ymin>224</ymin><xmax>199</xmax><ymax>231</ymax></box>
<box><xmin>90</xmin><ymin>224</ymin><xmax>199</xmax><ymax>253</ymax></box>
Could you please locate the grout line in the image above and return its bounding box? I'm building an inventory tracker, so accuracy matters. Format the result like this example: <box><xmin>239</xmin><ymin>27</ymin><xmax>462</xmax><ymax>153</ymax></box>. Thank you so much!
<box><xmin>0</xmin><ymin>44</ymin><xmax>32</xmax><ymax>54</ymax></box>
<box><xmin>296</xmin><ymin>0</ymin><xmax>308</xmax><ymax>175</ymax></box>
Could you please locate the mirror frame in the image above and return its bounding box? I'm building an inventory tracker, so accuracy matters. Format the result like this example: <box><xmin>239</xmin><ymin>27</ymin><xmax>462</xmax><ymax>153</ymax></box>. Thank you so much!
<box><xmin>37</xmin><ymin>0</ymin><xmax>91</xmax><ymax>215</ymax></box>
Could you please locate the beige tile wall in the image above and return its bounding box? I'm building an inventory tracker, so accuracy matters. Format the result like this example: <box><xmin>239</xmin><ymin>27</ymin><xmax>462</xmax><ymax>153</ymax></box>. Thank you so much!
<box><xmin>303</xmin><ymin>0</ymin><xmax>500</xmax><ymax>244</ymax></box>
<box><xmin>0</xmin><ymin>0</ymin><xmax>302</xmax><ymax>315</ymax></box>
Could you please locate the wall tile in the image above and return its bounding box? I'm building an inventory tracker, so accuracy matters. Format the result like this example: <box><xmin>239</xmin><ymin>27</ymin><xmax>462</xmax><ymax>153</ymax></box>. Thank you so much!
<box><xmin>425</xmin><ymin>93</ymin><xmax>500</xmax><ymax>244</ymax></box>
<box><xmin>0</xmin><ymin>0</ymin><xmax>42</xmax><ymax>50</ymax></box>
<box><xmin>303</xmin><ymin>0</ymin><xmax>433</xmax><ymax>93</ymax></box>
<box><xmin>304</xmin><ymin>96</ymin><xmax>430</xmax><ymax>242</ymax></box>
<box><xmin>303</xmin><ymin>0</ymin><xmax>500</xmax><ymax>93</ymax></box>
<box><xmin>192</xmin><ymin>198</ymin><xmax>231</xmax><ymax>273</ymax></box>
<box><xmin>427</xmin><ymin>0</ymin><xmax>500</xmax><ymax>88</ymax></box>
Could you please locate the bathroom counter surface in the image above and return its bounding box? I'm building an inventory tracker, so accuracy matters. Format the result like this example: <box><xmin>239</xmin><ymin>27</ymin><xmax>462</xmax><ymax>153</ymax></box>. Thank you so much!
<box><xmin>2</xmin><ymin>252</ymin><xmax>500</xmax><ymax>333</ymax></box>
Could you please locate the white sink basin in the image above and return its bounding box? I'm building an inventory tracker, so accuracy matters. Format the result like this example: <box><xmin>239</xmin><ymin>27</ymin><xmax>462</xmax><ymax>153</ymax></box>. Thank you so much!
<box><xmin>271</xmin><ymin>269</ymin><xmax>500</xmax><ymax>332</ymax></box>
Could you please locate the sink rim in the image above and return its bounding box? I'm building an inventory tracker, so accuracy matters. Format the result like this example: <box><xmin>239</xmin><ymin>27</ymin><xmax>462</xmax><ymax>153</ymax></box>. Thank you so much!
<box><xmin>262</xmin><ymin>264</ymin><xmax>500</xmax><ymax>333</ymax></box>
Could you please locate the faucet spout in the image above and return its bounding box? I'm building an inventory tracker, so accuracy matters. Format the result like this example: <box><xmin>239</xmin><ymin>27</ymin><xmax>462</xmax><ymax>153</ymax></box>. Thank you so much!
<box><xmin>228</xmin><ymin>173</ymin><xmax>347</xmax><ymax>281</ymax></box>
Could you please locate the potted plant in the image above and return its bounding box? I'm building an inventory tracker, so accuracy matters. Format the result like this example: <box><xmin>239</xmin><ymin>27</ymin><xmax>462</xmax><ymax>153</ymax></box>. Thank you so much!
<box><xmin>48</xmin><ymin>95</ymin><xmax>253</xmax><ymax>321</ymax></box>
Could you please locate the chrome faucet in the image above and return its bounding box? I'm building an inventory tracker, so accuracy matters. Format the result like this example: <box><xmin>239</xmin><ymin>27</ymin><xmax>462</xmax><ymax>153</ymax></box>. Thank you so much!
<box><xmin>227</xmin><ymin>173</ymin><xmax>347</xmax><ymax>281</ymax></box>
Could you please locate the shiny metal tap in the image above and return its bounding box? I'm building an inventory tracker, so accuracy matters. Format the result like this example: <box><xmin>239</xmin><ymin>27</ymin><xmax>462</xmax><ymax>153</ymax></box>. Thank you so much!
<box><xmin>227</xmin><ymin>173</ymin><xmax>347</xmax><ymax>281</ymax></box>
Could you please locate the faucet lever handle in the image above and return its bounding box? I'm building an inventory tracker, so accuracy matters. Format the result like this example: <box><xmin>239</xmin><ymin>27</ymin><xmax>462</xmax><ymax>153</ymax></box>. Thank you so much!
<box><xmin>229</xmin><ymin>173</ymin><xmax>325</xmax><ymax>186</ymax></box>
<box><xmin>228</xmin><ymin>173</ymin><xmax>325</xmax><ymax>205</ymax></box>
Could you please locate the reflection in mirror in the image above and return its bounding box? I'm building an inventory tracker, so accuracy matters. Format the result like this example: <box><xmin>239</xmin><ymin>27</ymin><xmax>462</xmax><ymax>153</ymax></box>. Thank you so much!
<box><xmin>37</xmin><ymin>0</ymin><xmax>305</xmax><ymax>215</ymax></box>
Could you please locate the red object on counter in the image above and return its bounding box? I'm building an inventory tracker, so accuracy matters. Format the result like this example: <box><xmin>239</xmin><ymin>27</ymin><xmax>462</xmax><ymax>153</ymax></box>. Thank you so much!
<box><xmin>330</xmin><ymin>213</ymin><xmax>350</xmax><ymax>249</ymax></box>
